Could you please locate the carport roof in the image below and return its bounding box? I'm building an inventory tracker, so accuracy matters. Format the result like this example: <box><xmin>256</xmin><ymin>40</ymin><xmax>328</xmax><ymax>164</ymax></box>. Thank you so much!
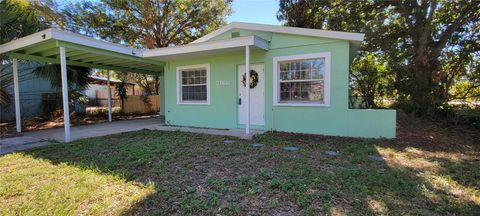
<box><xmin>0</xmin><ymin>28</ymin><xmax>165</xmax><ymax>74</ymax></box>
<box><xmin>0</xmin><ymin>28</ymin><xmax>270</xmax><ymax>73</ymax></box>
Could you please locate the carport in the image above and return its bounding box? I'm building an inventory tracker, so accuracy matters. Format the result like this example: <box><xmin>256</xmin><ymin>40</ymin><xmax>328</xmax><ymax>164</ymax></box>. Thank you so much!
<box><xmin>0</xmin><ymin>28</ymin><xmax>165</xmax><ymax>142</ymax></box>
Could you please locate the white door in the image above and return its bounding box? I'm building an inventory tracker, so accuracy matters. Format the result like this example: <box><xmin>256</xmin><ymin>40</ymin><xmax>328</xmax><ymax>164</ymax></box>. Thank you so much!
<box><xmin>238</xmin><ymin>64</ymin><xmax>265</xmax><ymax>126</ymax></box>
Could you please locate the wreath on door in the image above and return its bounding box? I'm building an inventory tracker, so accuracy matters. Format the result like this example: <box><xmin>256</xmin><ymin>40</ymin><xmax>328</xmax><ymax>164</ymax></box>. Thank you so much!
<box><xmin>242</xmin><ymin>70</ymin><xmax>259</xmax><ymax>89</ymax></box>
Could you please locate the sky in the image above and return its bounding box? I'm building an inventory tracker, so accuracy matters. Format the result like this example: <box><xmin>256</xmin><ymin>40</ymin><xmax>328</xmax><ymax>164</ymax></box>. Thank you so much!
<box><xmin>227</xmin><ymin>0</ymin><xmax>281</xmax><ymax>25</ymax></box>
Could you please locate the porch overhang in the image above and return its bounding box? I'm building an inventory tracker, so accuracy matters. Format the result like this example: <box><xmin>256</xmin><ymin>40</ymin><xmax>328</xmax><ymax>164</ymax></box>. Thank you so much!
<box><xmin>0</xmin><ymin>28</ymin><xmax>165</xmax><ymax>74</ymax></box>
<box><xmin>143</xmin><ymin>35</ymin><xmax>269</xmax><ymax>61</ymax></box>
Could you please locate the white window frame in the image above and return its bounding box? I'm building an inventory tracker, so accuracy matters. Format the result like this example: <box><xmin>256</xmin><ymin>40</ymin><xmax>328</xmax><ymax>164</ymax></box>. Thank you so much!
<box><xmin>273</xmin><ymin>52</ymin><xmax>331</xmax><ymax>107</ymax></box>
<box><xmin>176</xmin><ymin>64</ymin><xmax>210</xmax><ymax>105</ymax></box>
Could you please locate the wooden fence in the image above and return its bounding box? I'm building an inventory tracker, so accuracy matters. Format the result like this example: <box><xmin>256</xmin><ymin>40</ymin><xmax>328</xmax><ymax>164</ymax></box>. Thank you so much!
<box><xmin>123</xmin><ymin>95</ymin><xmax>160</xmax><ymax>113</ymax></box>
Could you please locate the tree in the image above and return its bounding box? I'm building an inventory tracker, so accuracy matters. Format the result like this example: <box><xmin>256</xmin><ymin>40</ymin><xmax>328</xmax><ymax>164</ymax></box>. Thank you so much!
<box><xmin>0</xmin><ymin>0</ymin><xmax>45</xmax><ymax>46</ymax></box>
<box><xmin>278</xmin><ymin>0</ymin><xmax>480</xmax><ymax>117</ymax></box>
<box><xmin>95</xmin><ymin>70</ymin><xmax>160</xmax><ymax>95</ymax></box>
<box><xmin>350</xmin><ymin>54</ymin><xmax>391</xmax><ymax>108</ymax></box>
<box><xmin>0</xmin><ymin>0</ymin><xmax>46</xmax><ymax>106</ymax></box>
<box><xmin>34</xmin><ymin>0</ymin><xmax>232</xmax><ymax>96</ymax></box>
<box><xmin>115</xmin><ymin>80</ymin><xmax>128</xmax><ymax>113</ymax></box>
<box><xmin>116</xmin><ymin>72</ymin><xmax>158</xmax><ymax>95</ymax></box>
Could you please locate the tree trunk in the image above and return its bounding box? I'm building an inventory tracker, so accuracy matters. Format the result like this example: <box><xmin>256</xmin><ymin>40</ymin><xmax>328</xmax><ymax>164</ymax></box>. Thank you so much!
<box><xmin>411</xmin><ymin>65</ymin><xmax>434</xmax><ymax>115</ymax></box>
<box><xmin>409</xmin><ymin>13</ymin><xmax>438</xmax><ymax>116</ymax></box>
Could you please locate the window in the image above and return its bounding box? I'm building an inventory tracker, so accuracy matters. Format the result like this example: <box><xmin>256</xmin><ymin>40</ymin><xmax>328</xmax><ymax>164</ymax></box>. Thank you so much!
<box><xmin>273</xmin><ymin>53</ymin><xmax>330</xmax><ymax>106</ymax></box>
<box><xmin>176</xmin><ymin>64</ymin><xmax>210</xmax><ymax>104</ymax></box>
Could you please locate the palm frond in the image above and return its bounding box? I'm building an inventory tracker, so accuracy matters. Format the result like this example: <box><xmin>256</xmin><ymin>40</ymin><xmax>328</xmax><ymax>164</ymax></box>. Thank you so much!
<box><xmin>0</xmin><ymin>88</ymin><xmax>10</xmax><ymax>106</ymax></box>
<box><xmin>33</xmin><ymin>64</ymin><xmax>92</xmax><ymax>90</ymax></box>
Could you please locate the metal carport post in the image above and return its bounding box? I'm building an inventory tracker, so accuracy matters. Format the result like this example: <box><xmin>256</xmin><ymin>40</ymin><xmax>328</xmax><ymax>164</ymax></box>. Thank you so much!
<box><xmin>12</xmin><ymin>47</ymin><xmax>72</xmax><ymax>142</ymax></box>
<box><xmin>59</xmin><ymin>46</ymin><xmax>71</xmax><ymax>142</ymax></box>
<box><xmin>12</xmin><ymin>59</ymin><xmax>21</xmax><ymax>133</ymax></box>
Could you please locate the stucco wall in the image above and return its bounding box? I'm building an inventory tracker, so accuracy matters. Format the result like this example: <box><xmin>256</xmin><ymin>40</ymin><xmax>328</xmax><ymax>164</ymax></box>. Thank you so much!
<box><xmin>163</xmin><ymin>30</ymin><xmax>396</xmax><ymax>138</ymax></box>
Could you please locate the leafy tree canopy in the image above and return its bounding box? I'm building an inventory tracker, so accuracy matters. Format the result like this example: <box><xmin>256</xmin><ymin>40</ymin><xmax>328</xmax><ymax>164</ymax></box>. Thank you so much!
<box><xmin>35</xmin><ymin>0</ymin><xmax>232</xmax><ymax>49</ymax></box>
<box><xmin>0</xmin><ymin>0</ymin><xmax>46</xmax><ymax>45</ymax></box>
<box><xmin>33</xmin><ymin>0</ymin><xmax>232</xmax><ymax>95</ymax></box>
<box><xmin>278</xmin><ymin>0</ymin><xmax>480</xmax><ymax>116</ymax></box>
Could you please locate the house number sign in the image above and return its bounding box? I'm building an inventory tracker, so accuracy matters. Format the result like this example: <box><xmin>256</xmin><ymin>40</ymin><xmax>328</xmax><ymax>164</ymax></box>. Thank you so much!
<box><xmin>216</xmin><ymin>80</ymin><xmax>231</xmax><ymax>86</ymax></box>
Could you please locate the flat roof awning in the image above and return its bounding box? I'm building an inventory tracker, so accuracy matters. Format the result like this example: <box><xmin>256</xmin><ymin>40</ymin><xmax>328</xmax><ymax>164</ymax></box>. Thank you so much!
<box><xmin>0</xmin><ymin>28</ymin><xmax>165</xmax><ymax>74</ymax></box>
<box><xmin>142</xmin><ymin>35</ymin><xmax>269</xmax><ymax>61</ymax></box>
<box><xmin>0</xmin><ymin>28</ymin><xmax>270</xmax><ymax>70</ymax></box>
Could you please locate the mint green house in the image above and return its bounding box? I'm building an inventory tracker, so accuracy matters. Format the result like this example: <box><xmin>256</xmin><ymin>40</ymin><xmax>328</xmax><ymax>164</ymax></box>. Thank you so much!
<box><xmin>1</xmin><ymin>22</ymin><xmax>395</xmax><ymax>142</ymax></box>
<box><xmin>147</xmin><ymin>22</ymin><xmax>396</xmax><ymax>138</ymax></box>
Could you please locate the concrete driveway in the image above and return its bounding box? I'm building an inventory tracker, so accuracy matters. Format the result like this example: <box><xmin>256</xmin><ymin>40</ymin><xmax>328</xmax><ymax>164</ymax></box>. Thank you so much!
<box><xmin>0</xmin><ymin>117</ymin><xmax>164</xmax><ymax>155</ymax></box>
<box><xmin>0</xmin><ymin>136</ymin><xmax>49</xmax><ymax>154</ymax></box>
<box><xmin>24</xmin><ymin>117</ymin><xmax>165</xmax><ymax>142</ymax></box>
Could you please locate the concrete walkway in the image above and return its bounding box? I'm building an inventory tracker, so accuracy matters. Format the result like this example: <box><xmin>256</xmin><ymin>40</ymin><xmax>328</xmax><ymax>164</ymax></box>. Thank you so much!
<box><xmin>1</xmin><ymin>117</ymin><xmax>263</xmax><ymax>154</ymax></box>
<box><xmin>151</xmin><ymin>125</ymin><xmax>263</xmax><ymax>140</ymax></box>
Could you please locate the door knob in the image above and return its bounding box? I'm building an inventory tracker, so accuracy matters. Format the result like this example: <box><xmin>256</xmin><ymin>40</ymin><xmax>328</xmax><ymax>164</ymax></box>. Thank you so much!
<box><xmin>238</xmin><ymin>98</ymin><xmax>242</xmax><ymax>105</ymax></box>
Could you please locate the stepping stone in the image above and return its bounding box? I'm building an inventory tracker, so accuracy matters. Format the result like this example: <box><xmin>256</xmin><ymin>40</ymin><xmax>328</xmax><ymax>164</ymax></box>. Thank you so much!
<box><xmin>252</xmin><ymin>143</ymin><xmax>264</xmax><ymax>148</ymax></box>
<box><xmin>284</xmin><ymin>146</ymin><xmax>299</xmax><ymax>151</ymax></box>
<box><xmin>223</xmin><ymin>140</ymin><xmax>236</xmax><ymax>144</ymax></box>
<box><xmin>368</xmin><ymin>155</ymin><xmax>385</xmax><ymax>162</ymax></box>
<box><xmin>325</xmin><ymin>150</ymin><xmax>339</xmax><ymax>156</ymax></box>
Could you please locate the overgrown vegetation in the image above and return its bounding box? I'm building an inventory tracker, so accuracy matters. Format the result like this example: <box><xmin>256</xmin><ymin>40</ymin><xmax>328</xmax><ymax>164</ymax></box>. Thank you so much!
<box><xmin>278</xmin><ymin>0</ymin><xmax>480</xmax><ymax>117</ymax></box>
<box><xmin>1</xmin><ymin>118</ymin><xmax>478</xmax><ymax>214</ymax></box>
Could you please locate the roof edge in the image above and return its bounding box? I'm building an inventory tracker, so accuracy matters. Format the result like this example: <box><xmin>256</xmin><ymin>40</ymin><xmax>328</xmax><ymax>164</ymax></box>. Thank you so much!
<box><xmin>0</xmin><ymin>28</ymin><xmax>54</xmax><ymax>54</ymax></box>
<box><xmin>192</xmin><ymin>22</ymin><xmax>365</xmax><ymax>44</ymax></box>
<box><xmin>0</xmin><ymin>28</ymin><xmax>143</xmax><ymax>57</ymax></box>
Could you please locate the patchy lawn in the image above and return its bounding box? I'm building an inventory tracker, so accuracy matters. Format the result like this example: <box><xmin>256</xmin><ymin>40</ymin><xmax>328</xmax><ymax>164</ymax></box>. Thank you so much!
<box><xmin>1</xmin><ymin>117</ymin><xmax>479</xmax><ymax>215</ymax></box>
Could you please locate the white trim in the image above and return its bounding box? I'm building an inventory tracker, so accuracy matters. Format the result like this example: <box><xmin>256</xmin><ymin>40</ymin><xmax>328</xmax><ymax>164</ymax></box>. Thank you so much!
<box><xmin>143</xmin><ymin>35</ymin><xmax>268</xmax><ymax>58</ymax></box>
<box><xmin>245</xmin><ymin>46</ymin><xmax>250</xmax><ymax>134</ymax></box>
<box><xmin>273</xmin><ymin>52</ymin><xmax>331</xmax><ymax>107</ymax></box>
<box><xmin>176</xmin><ymin>64</ymin><xmax>211</xmax><ymax>105</ymax></box>
<box><xmin>192</xmin><ymin>22</ymin><xmax>364</xmax><ymax>43</ymax></box>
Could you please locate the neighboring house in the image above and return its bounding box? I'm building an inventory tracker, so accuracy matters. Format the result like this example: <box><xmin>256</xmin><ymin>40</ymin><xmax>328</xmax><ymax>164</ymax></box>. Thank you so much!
<box><xmin>0</xmin><ymin>69</ymin><xmax>135</xmax><ymax>121</ymax></box>
<box><xmin>0</xmin><ymin>62</ymin><xmax>57</xmax><ymax>121</ymax></box>
<box><xmin>85</xmin><ymin>75</ymin><xmax>135</xmax><ymax>107</ymax></box>
<box><xmin>1</xmin><ymin>22</ymin><xmax>396</xmax><ymax>139</ymax></box>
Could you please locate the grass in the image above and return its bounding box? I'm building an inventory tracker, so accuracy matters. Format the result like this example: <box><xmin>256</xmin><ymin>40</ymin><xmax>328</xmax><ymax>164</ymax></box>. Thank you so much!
<box><xmin>0</xmin><ymin>128</ymin><xmax>479</xmax><ymax>215</ymax></box>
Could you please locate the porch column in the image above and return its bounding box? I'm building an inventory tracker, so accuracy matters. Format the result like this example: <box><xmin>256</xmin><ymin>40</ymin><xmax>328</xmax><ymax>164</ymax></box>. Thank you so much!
<box><xmin>245</xmin><ymin>45</ymin><xmax>250</xmax><ymax>134</ymax></box>
<box><xmin>59</xmin><ymin>46</ymin><xmax>71</xmax><ymax>142</ymax></box>
<box><xmin>107</xmin><ymin>71</ymin><xmax>112</xmax><ymax>122</ymax></box>
<box><xmin>12</xmin><ymin>59</ymin><xmax>21</xmax><ymax>132</ymax></box>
